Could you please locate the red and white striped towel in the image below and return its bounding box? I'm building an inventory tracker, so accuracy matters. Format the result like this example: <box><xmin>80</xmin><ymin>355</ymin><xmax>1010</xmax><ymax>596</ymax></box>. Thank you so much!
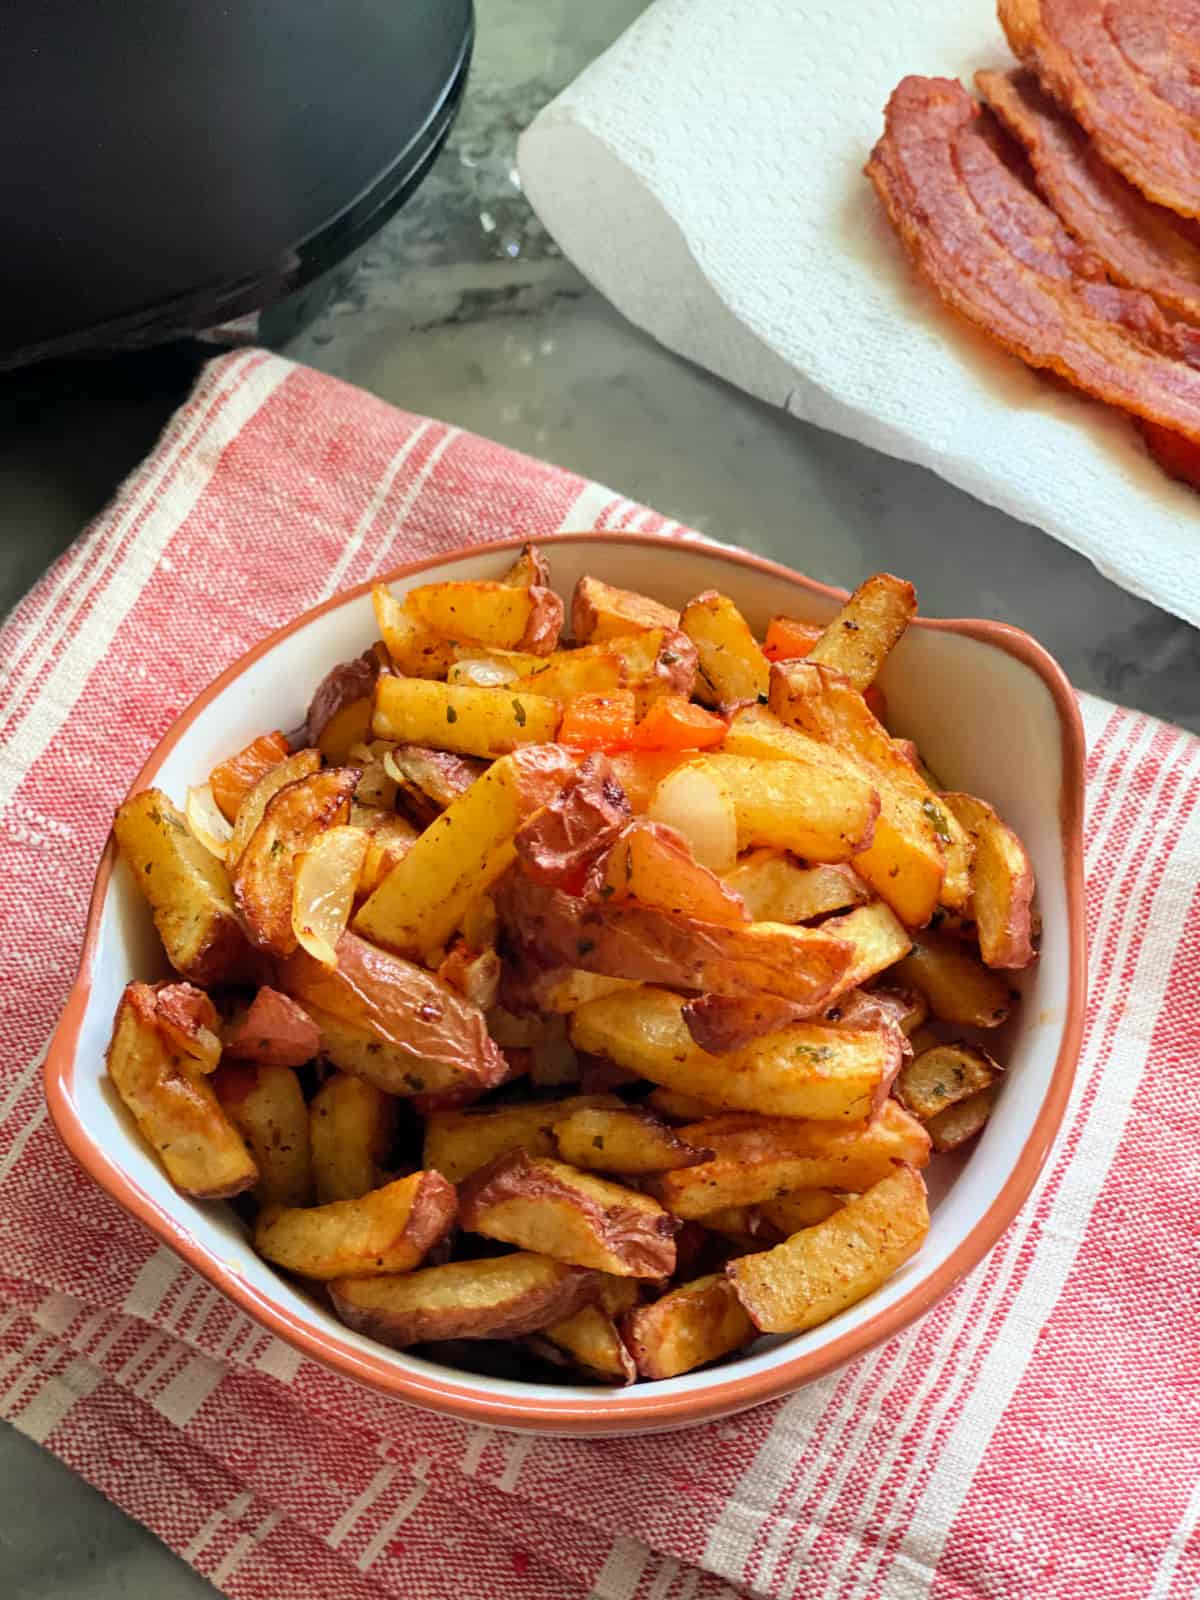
<box><xmin>2</xmin><ymin>350</ymin><xmax>1197</xmax><ymax>1600</ymax></box>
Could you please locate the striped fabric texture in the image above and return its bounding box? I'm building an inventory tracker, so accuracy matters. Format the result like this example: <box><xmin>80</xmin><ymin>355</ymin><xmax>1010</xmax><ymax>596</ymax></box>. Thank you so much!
<box><xmin>1</xmin><ymin>350</ymin><xmax>1197</xmax><ymax>1600</ymax></box>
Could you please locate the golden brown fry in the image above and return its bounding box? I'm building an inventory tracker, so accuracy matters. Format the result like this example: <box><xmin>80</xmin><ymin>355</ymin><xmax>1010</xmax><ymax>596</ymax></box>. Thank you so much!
<box><xmin>571</xmin><ymin>574</ymin><xmax>680</xmax><ymax>643</ymax></box>
<box><xmin>727</xmin><ymin>1164</ymin><xmax>930</xmax><ymax>1333</ymax></box>
<box><xmin>330</xmin><ymin>1253</ymin><xmax>600</xmax><ymax>1347</ymax></box>
<box><xmin>310</xmin><ymin>1072</ymin><xmax>397</xmax><ymax>1202</ymax></box>
<box><xmin>553</xmin><ymin>1106</ymin><xmax>712</xmax><ymax>1176</ymax></box>
<box><xmin>645</xmin><ymin>1086</ymin><xmax>730</xmax><ymax>1123</ymax></box>
<box><xmin>254</xmin><ymin>1170</ymin><xmax>456</xmax><ymax>1280</ymax></box>
<box><xmin>232</xmin><ymin>769</ymin><xmax>358</xmax><ymax>956</ymax></box>
<box><xmin>227</xmin><ymin>748</ymin><xmax>323</xmax><ymax>866</ymax></box>
<box><xmin>805</xmin><ymin>573</ymin><xmax>916</xmax><ymax>690</ymax></box>
<box><xmin>723</xmin><ymin>850</ymin><xmax>868</xmax><ymax>923</ymax></box>
<box><xmin>423</xmin><ymin>1094</ymin><xmax>623</xmax><ymax>1184</ymax></box>
<box><xmin>890</xmin><ymin>931</ymin><xmax>1014</xmax><ymax>1027</ymax></box>
<box><xmin>113</xmin><ymin>789</ymin><xmax>256</xmax><ymax>985</ymax></box>
<box><xmin>372</xmin><ymin>676</ymin><xmax>560</xmax><ymax>761</ymax></box>
<box><xmin>501</xmin><ymin>543</ymin><xmax>551</xmax><ymax>588</ymax></box>
<box><xmin>600</xmin><ymin>820</ymin><xmax>750</xmax><ymax>926</ymax></box>
<box><xmin>680</xmin><ymin>590</ymin><xmax>769</xmax><ymax>705</ymax></box>
<box><xmin>570</xmin><ymin>986</ymin><xmax>898</xmax><ymax>1122</ymax></box>
<box><xmin>652</xmin><ymin>1100</ymin><xmax>930</xmax><ymax>1218</ymax></box>
<box><xmin>894</xmin><ymin>1042</ymin><xmax>1000</xmax><ymax>1124</ymax></box>
<box><xmin>820</xmin><ymin>901</ymin><xmax>913</xmax><ymax>1002</ymax></box>
<box><xmin>458</xmin><ymin>1150</ymin><xmax>678</xmax><ymax>1277</ymax></box>
<box><xmin>106</xmin><ymin>982</ymin><xmax>258</xmax><ymax>1199</ymax></box>
<box><xmin>705</xmin><ymin>749</ymin><xmax>879</xmax><ymax>864</ymax></box>
<box><xmin>926</xmin><ymin>1086</ymin><xmax>997</xmax><ymax>1152</ymax></box>
<box><xmin>621</xmin><ymin>1274</ymin><xmax>756</xmax><ymax>1379</ymax></box>
<box><xmin>757</xmin><ymin>1189</ymin><xmax>847</xmax><ymax>1235</ymax></box>
<box><xmin>372</xmin><ymin>584</ymin><xmax>458</xmax><ymax>678</ymax></box>
<box><xmin>533</xmin><ymin>1302</ymin><xmax>637</xmax><ymax>1384</ymax></box>
<box><xmin>942</xmin><ymin>792</ymin><xmax>1037</xmax><ymax>968</ymax></box>
<box><xmin>211</xmin><ymin>1061</ymin><xmax>312</xmax><ymax>1207</ymax></box>
<box><xmin>406</xmin><ymin>577</ymin><xmax>563</xmax><ymax>655</ymax></box>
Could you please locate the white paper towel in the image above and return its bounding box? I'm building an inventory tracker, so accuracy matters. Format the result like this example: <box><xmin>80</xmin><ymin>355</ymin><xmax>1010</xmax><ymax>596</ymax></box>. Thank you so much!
<box><xmin>518</xmin><ymin>0</ymin><xmax>1200</xmax><ymax>627</ymax></box>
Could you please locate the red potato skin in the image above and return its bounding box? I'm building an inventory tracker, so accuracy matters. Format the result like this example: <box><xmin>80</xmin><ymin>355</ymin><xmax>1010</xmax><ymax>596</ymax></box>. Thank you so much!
<box><xmin>304</xmin><ymin>643</ymin><xmax>390</xmax><ymax>748</ymax></box>
<box><xmin>585</xmin><ymin>820</ymin><xmax>750</xmax><ymax>925</ymax></box>
<box><xmin>681</xmin><ymin>993</ymin><xmax>804</xmax><ymax>1054</ymax></box>
<box><xmin>224</xmin><ymin>986</ymin><xmax>321</xmax><ymax>1067</ymax></box>
<box><xmin>514</xmin><ymin>754</ymin><xmax>631</xmax><ymax>889</ymax></box>
<box><xmin>824</xmin><ymin>988</ymin><xmax>915</xmax><ymax>1057</ymax></box>
<box><xmin>518</xmin><ymin>586</ymin><xmax>566</xmax><ymax>654</ymax></box>
<box><xmin>389</xmin><ymin>745</ymin><xmax>488</xmax><ymax>827</ymax></box>
<box><xmin>280</xmin><ymin>932</ymin><xmax>508</xmax><ymax>1089</ymax></box>
<box><xmin>654</xmin><ymin>629</ymin><xmax>699</xmax><ymax>701</ymax></box>
<box><xmin>458</xmin><ymin>1149</ymin><xmax>680</xmax><ymax>1278</ymax></box>
<box><xmin>155</xmin><ymin>983</ymin><xmax>219</xmax><ymax>1036</ymax></box>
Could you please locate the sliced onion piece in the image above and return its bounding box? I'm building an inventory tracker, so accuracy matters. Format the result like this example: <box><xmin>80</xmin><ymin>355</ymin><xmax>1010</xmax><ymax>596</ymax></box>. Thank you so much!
<box><xmin>648</xmin><ymin>758</ymin><xmax>737</xmax><ymax>873</ymax></box>
<box><xmin>291</xmin><ymin>824</ymin><xmax>369</xmax><ymax>967</ymax></box>
<box><xmin>185</xmin><ymin>783</ymin><xmax>234</xmax><ymax>862</ymax></box>
<box><xmin>447</xmin><ymin>657</ymin><xmax>520</xmax><ymax>688</ymax></box>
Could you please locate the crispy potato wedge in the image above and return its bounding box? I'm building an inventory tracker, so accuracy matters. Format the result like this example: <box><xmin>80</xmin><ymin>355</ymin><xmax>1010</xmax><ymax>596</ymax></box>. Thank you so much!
<box><xmin>510</xmin><ymin>644</ymin><xmax>625</xmax><ymax>700</ymax></box>
<box><xmin>680</xmin><ymin>590</ymin><xmax>769</xmax><ymax>705</ymax></box>
<box><xmin>652</xmin><ymin>1099</ymin><xmax>930</xmax><ymax>1217</ymax></box>
<box><xmin>680</xmin><ymin>992</ymin><xmax>804</xmax><ymax>1054</ymax></box>
<box><xmin>423</xmin><ymin>1094</ymin><xmax>623</xmax><ymax>1184</ymax></box>
<box><xmin>500</xmin><ymin>878</ymin><xmax>852</xmax><ymax>1006</ymax></box>
<box><xmin>532</xmin><ymin>1302</ymin><xmax>637</xmax><ymax>1384</ymax></box>
<box><xmin>372</xmin><ymin>676</ymin><xmax>560</xmax><ymax>761</ymax></box>
<box><xmin>926</xmin><ymin>1086</ymin><xmax>997</xmax><ymax>1152</ymax></box>
<box><xmin>106</xmin><ymin>982</ymin><xmax>258</xmax><ymax>1199</ymax></box>
<box><xmin>458</xmin><ymin>1151</ymin><xmax>678</xmax><ymax>1277</ymax></box>
<box><xmin>805</xmin><ymin>573</ymin><xmax>916</xmax><ymax>690</ymax></box>
<box><xmin>705</xmin><ymin>749</ymin><xmax>879</xmax><ymax>864</ymax></box>
<box><xmin>227</xmin><ymin>748</ymin><xmax>322</xmax><ymax>866</ymax></box>
<box><xmin>820</xmin><ymin>901</ymin><xmax>913</xmax><ymax>1002</ymax></box>
<box><xmin>621</xmin><ymin>1273</ymin><xmax>756</xmax><ymax>1379</ymax></box>
<box><xmin>514</xmin><ymin>754</ymin><xmax>631</xmax><ymax>889</ymax></box>
<box><xmin>723</xmin><ymin>850</ymin><xmax>868</xmax><ymax>923</ymax></box>
<box><xmin>354</xmin><ymin>745</ymin><xmax>575</xmax><ymax>957</ymax></box>
<box><xmin>645</xmin><ymin>1086</ymin><xmax>729</xmax><ymax>1123</ymax></box>
<box><xmin>727</xmin><ymin>1164</ymin><xmax>929</xmax><ymax>1333</ymax></box>
<box><xmin>553</xmin><ymin>1106</ymin><xmax>713</xmax><ymax>1175</ymax></box>
<box><xmin>895</xmin><ymin>1042</ymin><xmax>1000</xmax><ymax>1123</ymax></box>
<box><xmin>372</xmin><ymin>583</ymin><xmax>458</xmax><ymax>678</ymax></box>
<box><xmin>211</xmin><ymin>1061</ymin><xmax>312</xmax><ymax>1207</ymax></box>
<box><xmin>224</xmin><ymin>986</ymin><xmax>320</xmax><ymax>1068</ymax></box>
<box><xmin>232</xmin><ymin>768</ymin><xmax>359</xmax><ymax>956</ymax></box>
<box><xmin>254</xmin><ymin>1170</ymin><xmax>456</xmax><ymax>1280</ymax></box>
<box><xmin>647</xmin><ymin>757</ymin><xmax>738</xmax><ymax>873</ymax></box>
<box><xmin>301</xmin><ymin>1008</ymin><xmax>467</xmax><ymax>1098</ymax></box>
<box><xmin>282</xmin><ymin>932</ymin><xmax>507</xmax><ymax>1092</ymax></box>
<box><xmin>304</xmin><ymin>644</ymin><xmax>391</xmax><ymax>762</ymax></box>
<box><xmin>501</xmin><ymin>542</ymin><xmax>551</xmax><ymax>588</ymax></box>
<box><xmin>830</xmin><ymin>984</ymin><xmax>928</xmax><ymax>1037</ymax></box>
<box><xmin>570</xmin><ymin>986</ymin><xmax>898</xmax><ymax>1122</ymax></box>
<box><xmin>757</xmin><ymin>1190</ymin><xmax>847</xmax><ymax>1234</ymax></box>
<box><xmin>942</xmin><ymin>792</ymin><xmax>1037</xmax><ymax>969</ymax></box>
<box><xmin>113</xmin><ymin>789</ymin><xmax>257</xmax><ymax>985</ymax></box>
<box><xmin>768</xmin><ymin>662</ymin><xmax>972</xmax><ymax>919</ymax></box>
<box><xmin>384</xmin><ymin>744</ymin><xmax>487</xmax><ymax>828</ymax></box>
<box><xmin>572</xmin><ymin>575</ymin><xmax>679</xmax><ymax>643</ymax></box>
<box><xmin>330</xmin><ymin>1252</ymin><xmax>599</xmax><ymax>1347</ymax></box>
<box><xmin>890</xmin><ymin>931</ymin><xmax>1014</xmax><ymax>1027</ymax></box>
<box><xmin>310</xmin><ymin>1071</ymin><xmax>397</xmax><ymax>1202</ymax></box>
<box><xmin>524</xmin><ymin>969</ymin><xmax>640</xmax><ymax>1014</ymax></box>
<box><xmin>405</xmin><ymin>578</ymin><xmax>563</xmax><ymax>655</ymax></box>
<box><xmin>599</xmin><ymin>820</ymin><xmax>749</xmax><ymax>926</ymax></box>
<box><xmin>153</xmin><ymin>982</ymin><xmax>222</xmax><ymax>1072</ymax></box>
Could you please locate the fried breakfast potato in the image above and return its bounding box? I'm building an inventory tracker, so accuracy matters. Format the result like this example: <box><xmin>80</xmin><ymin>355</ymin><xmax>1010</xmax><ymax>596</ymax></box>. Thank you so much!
<box><xmin>727</xmin><ymin>1164</ymin><xmax>930</xmax><ymax>1333</ymax></box>
<box><xmin>113</xmin><ymin>789</ymin><xmax>257</xmax><ymax>985</ymax></box>
<box><xmin>599</xmin><ymin>820</ymin><xmax>749</xmax><ymax>926</ymax></box>
<box><xmin>211</xmin><ymin>1061</ymin><xmax>313</xmax><ymax>1207</ymax></box>
<box><xmin>891</xmin><ymin>931</ymin><xmax>1014</xmax><ymax>1027</ymax></box>
<box><xmin>223</xmin><ymin>986</ymin><xmax>320</xmax><ymax>1068</ymax></box>
<box><xmin>405</xmin><ymin>577</ymin><xmax>563</xmax><ymax>655</ymax></box>
<box><xmin>254</xmin><ymin>1169</ymin><xmax>456</xmax><ymax>1280</ymax></box>
<box><xmin>757</xmin><ymin>1189</ymin><xmax>846</xmax><ymax>1234</ymax></box>
<box><xmin>723</xmin><ymin>850</ymin><xmax>868</xmax><ymax>924</ymax></box>
<box><xmin>372</xmin><ymin>676</ymin><xmax>560</xmax><ymax>761</ymax></box>
<box><xmin>232</xmin><ymin>768</ymin><xmax>359</xmax><ymax>955</ymax></box>
<box><xmin>942</xmin><ymin>792</ymin><xmax>1037</xmax><ymax>969</ymax></box>
<box><xmin>458</xmin><ymin>1150</ymin><xmax>678</xmax><ymax>1277</ymax></box>
<box><xmin>152</xmin><ymin>982</ymin><xmax>222</xmax><ymax>1072</ymax></box>
<box><xmin>525</xmin><ymin>969</ymin><xmax>640</xmax><ymax>1013</ymax></box>
<box><xmin>622</xmin><ymin>1273</ymin><xmax>756</xmax><ymax>1379</ymax></box>
<box><xmin>645</xmin><ymin>1086</ymin><xmax>730</xmax><ymax>1123</ymax></box>
<box><xmin>354</xmin><ymin>744</ymin><xmax>575</xmax><ymax>957</ymax></box>
<box><xmin>553</xmin><ymin>1106</ymin><xmax>713</xmax><ymax>1176</ymax></box>
<box><xmin>226</xmin><ymin>747</ymin><xmax>323</xmax><ymax>866</ymax></box>
<box><xmin>423</xmin><ymin>1094</ymin><xmax>623</xmax><ymax>1184</ymax></box>
<box><xmin>502</xmin><ymin>543</ymin><xmax>551</xmax><ymax>588</ymax></box>
<box><xmin>533</xmin><ymin>1299</ymin><xmax>637</xmax><ymax>1384</ymax></box>
<box><xmin>680</xmin><ymin>590</ymin><xmax>769</xmax><ymax>705</ymax></box>
<box><xmin>310</xmin><ymin>1072</ymin><xmax>397</xmax><ymax>1202</ymax></box>
<box><xmin>107</xmin><ymin>982</ymin><xmax>258</xmax><ymax>1199</ymax></box>
<box><xmin>926</xmin><ymin>1086</ymin><xmax>997</xmax><ymax>1153</ymax></box>
<box><xmin>705</xmin><ymin>749</ymin><xmax>879</xmax><ymax>864</ymax></box>
<box><xmin>895</xmin><ymin>1042</ymin><xmax>1000</xmax><ymax>1124</ymax></box>
<box><xmin>651</xmin><ymin>1099</ymin><xmax>930</xmax><ymax>1217</ymax></box>
<box><xmin>805</xmin><ymin>573</ymin><xmax>917</xmax><ymax>690</ymax></box>
<box><xmin>372</xmin><ymin>583</ymin><xmax>457</xmax><ymax>678</ymax></box>
<box><xmin>820</xmin><ymin>901</ymin><xmax>913</xmax><ymax>1001</ymax></box>
<box><xmin>304</xmin><ymin>644</ymin><xmax>391</xmax><ymax>763</ymax></box>
<box><xmin>572</xmin><ymin>574</ymin><xmax>680</xmax><ymax>643</ymax></box>
<box><xmin>570</xmin><ymin>986</ymin><xmax>899</xmax><ymax>1121</ymax></box>
<box><xmin>330</xmin><ymin>1252</ymin><xmax>599</xmax><ymax>1347</ymax></box>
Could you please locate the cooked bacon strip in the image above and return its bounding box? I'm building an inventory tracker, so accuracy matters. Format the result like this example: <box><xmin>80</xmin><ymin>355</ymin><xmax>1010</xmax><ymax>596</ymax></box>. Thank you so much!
<box><xmin>866</xmin><ymin>77</ymin><xmax>1200</xmax><ymax>444</ymax></box>
<box><xmin>977</xmin><ymin>68</ymin><xmax>1200</xmax><ymax>325</ymax></box>
<box><xmin>1000</xmin><ymin>0</ymin><xmax>1200</xmax><ymax>221</ymax></box>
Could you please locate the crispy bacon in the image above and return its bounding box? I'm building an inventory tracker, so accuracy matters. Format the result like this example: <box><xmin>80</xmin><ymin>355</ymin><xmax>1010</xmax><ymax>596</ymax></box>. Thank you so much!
<box><xmin>1000</xmin><ymin>0</ymin><xmax>1200</xmax><ymax>221</ymax></box>
<box><xmin>977</xmin><ymin>68</ymin><xmax>1200</xmax><ymax>325</ymax></box>
<box><xmin>866</xmin><ymin>77</ymin><xmax>1200</xmax><ymax>446</ymax></box>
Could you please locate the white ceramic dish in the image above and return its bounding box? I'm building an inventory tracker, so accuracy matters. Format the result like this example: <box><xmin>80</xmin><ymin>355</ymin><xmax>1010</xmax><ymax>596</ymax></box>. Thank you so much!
<box><xmin>47</xmin><ymin>533</ymin><xmax>1087</xmax><ymax>1435</ymax></box>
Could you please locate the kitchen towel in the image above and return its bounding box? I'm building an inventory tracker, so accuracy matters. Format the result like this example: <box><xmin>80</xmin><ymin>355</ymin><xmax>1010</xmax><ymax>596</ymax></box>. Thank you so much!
<box><xmin>518</xmin><ymin>0</ymin><xmax>1200</xmax><ymax>631</ymax></box>
<box><xmin>2</xmin><ymin>349</ymin><xmax>1198</xmax><ymax>1600</ymax></box>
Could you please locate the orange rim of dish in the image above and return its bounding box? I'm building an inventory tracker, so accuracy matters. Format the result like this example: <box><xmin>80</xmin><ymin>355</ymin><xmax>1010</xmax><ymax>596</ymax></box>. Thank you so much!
<box><xmin>44</xmin><ymin>532</ymin><xmax>1088</xmax><ymax>1433</ymax></box>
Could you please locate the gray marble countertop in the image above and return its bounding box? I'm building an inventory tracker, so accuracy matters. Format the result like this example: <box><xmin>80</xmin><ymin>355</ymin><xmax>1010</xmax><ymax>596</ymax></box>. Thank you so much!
<box><xmin>3</xmin><ymin>1</ymin><xmax>1198</xmax><ymax>1596</ymax></box>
